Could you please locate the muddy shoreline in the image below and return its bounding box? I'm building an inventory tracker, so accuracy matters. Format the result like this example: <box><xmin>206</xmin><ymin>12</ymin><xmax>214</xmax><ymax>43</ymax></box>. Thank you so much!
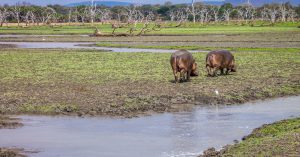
<box><xmin>0</xmin><ymin>116</ymin><xmax>25</xmax><ymax>157</ymax></box>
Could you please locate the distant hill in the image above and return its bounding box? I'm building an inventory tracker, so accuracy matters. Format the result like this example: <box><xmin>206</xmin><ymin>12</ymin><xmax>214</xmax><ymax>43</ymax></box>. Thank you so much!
<box><xmin>65</xmin><ymin>0</ymin><xmax>299</xmax><ymax>7</ymax></box>
<box><xmin>202</xmin><ymin>0</ymin><xmax>300</xmax><ymax>6</ymax></box>
<box><xmin>65</xmin><ymin>1</ymin><xmax>132</xmax><ymax>7</ymax></box>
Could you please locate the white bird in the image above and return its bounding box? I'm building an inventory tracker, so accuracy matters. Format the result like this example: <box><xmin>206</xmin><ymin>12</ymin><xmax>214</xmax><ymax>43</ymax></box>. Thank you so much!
<box><xmin>215</xmin><ymin>90</ymin><xmax>219</xmax><ymax>95</ymax></box>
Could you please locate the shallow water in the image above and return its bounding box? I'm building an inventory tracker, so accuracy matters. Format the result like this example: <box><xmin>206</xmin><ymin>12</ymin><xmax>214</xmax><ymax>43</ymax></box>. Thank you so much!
<box><xmin>0</xmin><ymin>34</ymin><xmax>89</xmax><ymax>37</ymax></box>
<box><xmin>0</xmin><ymin>96</ymin><xmax>299</xmax><ymax>157</ymax></box>
<box><xmin>0</xmin><ymin>41</ymin><xmax>202</xmax><ymax>53</ymax></box>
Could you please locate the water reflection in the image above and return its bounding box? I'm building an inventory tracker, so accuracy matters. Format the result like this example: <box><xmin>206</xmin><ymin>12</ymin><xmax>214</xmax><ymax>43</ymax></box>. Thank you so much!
<box><xmin>0</xmin><ymin>96</ymin><xmax>299</xmax><ymax>157</ymax></box>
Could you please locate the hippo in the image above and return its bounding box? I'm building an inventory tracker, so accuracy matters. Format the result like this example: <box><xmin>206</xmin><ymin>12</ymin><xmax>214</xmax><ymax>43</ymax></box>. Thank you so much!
<box><xmin>206</xmin><ymin>50</ymin><xmax>236</xmax><ymax>77</ymax></box>
<box><xmin>170</xmin><ymin>50</ymin><xmax>198</xmax><ymax>83</ymax></box>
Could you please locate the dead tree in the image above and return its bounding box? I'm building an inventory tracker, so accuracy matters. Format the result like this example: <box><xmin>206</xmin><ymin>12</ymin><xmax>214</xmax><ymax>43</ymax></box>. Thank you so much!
<box><xmin>0</xmin><ymin>8</ymin><xmax>9</xmax><ymax>27</ymax></box>
<box><xmin>287</xmin><ymin>8</ymin><xmax>296</xmax><ymax>22</ymax></box>
<box><xmin>40</xmin><ymin>7</ymin><xmax>56</xmax><ymax>25</ymax></box>
<box><xmin>168</xmin><ymin>10</ymin><xmax>176</xmax><ymax>21</ymax></box>
<box><xmin>174</xmin><ymin>7</ymin><xmax>189</xmax><ymax>27</ymax></box>
<box><xmin>23</xmin><ymin>11</ymin><xmax>35</xmax><ymax>26</ymax></box>
<box><xmin>223</xmin><ymin>8</ymin><xmax>231</xmax><ymax>23</ymax></box>
<box><xmin>78</xmin><ymin>7</ymin><xmax>88</xmax><ymax>25</ymax></box>
<box><xmin>211</xmin><ymin>6</ymin><xmax>220</xmax><ymax>22</ymax></box>
<box><xmin>197</xmin><ymin>6</ymin><xmax>209</xmax><ymax>24</ymax></box>
<box><xmin>68</xmin><ymin>8</ymin><xmax>73</xmax><ymax>25</ymax></box>
<box><xmin>88</xmin><ymin>0</ymin><xmax>97</xmax><ymax>24</ymax></box>
<box><xmin>245</xmin><ymin>6</ymin><xmax>256</xmax><ymax>21</ymax></box>
<box><xmin>11</xmin><ymin>4</ymin><xmax>21</xmax><ymax>26</ymax></box>
<box><xmin>98</xmin><ymin>9</ymin><xmax>111</xmax><ymax>24</ymax></box>
<box><xmin>261</xmin><ymin>7</ymin><xmax>269</xmax><ymax>21</ymax></box>
<box><xmin>237</xmin><ymin>8</ymin><xmax>245</xmax><ymax>22</ymax></box>
<box><xmin>191</xmin><ymin>0</ymin><xmax>196</xmax><ymax>23</ymax></box>
<box><xmin>268</xmin><ymin>8</ymin><xmax>278</xmax><ymax>24</ymax></box>
<box><xmin>279</xmin><ymin>3</ymin><xmax>287</xmax><ymax>22</ymax></box>
<box><xmin>136</xmin><ymin>12</ymin><xmax>157</xmax><ymax>36</ymax></box>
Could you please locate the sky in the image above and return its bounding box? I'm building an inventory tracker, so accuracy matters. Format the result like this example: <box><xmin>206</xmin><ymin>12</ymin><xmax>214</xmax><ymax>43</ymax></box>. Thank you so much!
<box><xmin>0</xmin><ymin>0</ymin><xmax>226</xmax><ymax>6</ymax></box>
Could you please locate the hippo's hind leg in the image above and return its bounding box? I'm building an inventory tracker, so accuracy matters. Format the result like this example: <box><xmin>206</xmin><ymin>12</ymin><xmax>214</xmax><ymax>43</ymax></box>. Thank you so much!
<box><xmin>180</xmin><ymin>69</ymin><xmax>186</xmax><ymax>82</ymax></box>
<box><xmin>173</xmin><ymin>70</ymin><xmax>179</xmax><ymax>83</ymax></box>
<box><xmin>225</xmin><ymin>68</ymin><xmax>230</xmax><ymax>75</ymax></box>
<box><xmin>187</xmin><ymin>69</ymin><xmax>191</xmax><ymax>81</ymax></box>
<box><xmin>206</xmin><ymin>66</ymin><xmax>212</xmax><ymax>77</ymax></box>
<box><xmin>211</xmin><ymin>67</ymin><xmax>219</xmax><ymax>77</ymax></box>
<box><xmin>220</xmin><ymin>68</ymin><xmax>225</xmax><ymax>75</ymax></box>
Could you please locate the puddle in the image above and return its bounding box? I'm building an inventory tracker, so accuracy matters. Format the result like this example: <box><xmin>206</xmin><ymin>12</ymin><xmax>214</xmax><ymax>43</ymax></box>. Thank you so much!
<box><xmin>0</xmin><ymin>41</ymin><xmax>204</xmax><ymax>53</ymax></box>
<box><xmin>0</xmin><ymin>96</ymin><xmax>299</xmax><ymax>157</ymax></box>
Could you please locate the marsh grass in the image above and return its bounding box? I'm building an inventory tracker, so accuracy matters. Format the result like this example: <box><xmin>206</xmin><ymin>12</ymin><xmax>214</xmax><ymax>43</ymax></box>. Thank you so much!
<box><xmin>0</xmin><ymin>22</ymin><xmax>299</xmax><ymax>35</ymax></box>
<box><xmin>0</xmin><ymin>48</ymin><xmax>299</xmax><ymax>115</ymax></box>
<box><xmin>95</xmin><ymin>43</ymin><xmax>300</xmax><ymax>52</ymax></box>
<box><xmin>220</xmin><ymin>118</ymin><xmax>300</xmax><ymax>157</ymax></box>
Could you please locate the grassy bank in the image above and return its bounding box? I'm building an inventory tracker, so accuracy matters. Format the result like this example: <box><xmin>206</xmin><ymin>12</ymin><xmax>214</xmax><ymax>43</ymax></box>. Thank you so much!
<box><xmin>0</xmin><ymin>22</ymin><xmax>299</xmax><ymax>35</ymax></box>
<box><xmin>95</xmin><ymin>43</ymin><xmax>300</xmax><ymax>52</ymax></box>
<box><xmin>200</xmin><ymin>117</ymin><xmax>300</xmax><ymax>157</ymax></box>
<box><xmin>0</xmin><ymin>48</ymin><xmax>299</xmax><ymax>116</ymax></box>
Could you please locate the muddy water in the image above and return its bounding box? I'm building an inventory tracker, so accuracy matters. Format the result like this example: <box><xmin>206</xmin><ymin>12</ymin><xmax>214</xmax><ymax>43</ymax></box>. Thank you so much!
<box><xmin>0</xmin><ymin>96</ymin><xmax>299</xmax><ymax>157</ymax></box>
<box><xmin>0</xmin><ymin>41</ymin><xmax>202</xmax><ymax>53</ymax></box>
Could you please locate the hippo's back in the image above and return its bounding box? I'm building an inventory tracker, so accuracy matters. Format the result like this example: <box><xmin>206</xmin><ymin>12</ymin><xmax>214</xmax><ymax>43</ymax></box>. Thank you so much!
<box><xmin>171</xmin><ymin>49</ymin><xmax>193</xmax><ymax>59</ymax></box>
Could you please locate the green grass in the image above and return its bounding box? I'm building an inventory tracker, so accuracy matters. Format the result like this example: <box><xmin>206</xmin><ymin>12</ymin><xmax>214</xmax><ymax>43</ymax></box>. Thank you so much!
<box><xmin>0</xmin><ymin>48</ymin><xmax>299</xmax><ymax>115</ymax></box>
<box><xmin>0</xmin><ymin>21</ymin><xmax>299</xmax><ymax>35</ymax></box>
<box><xmin>19</xmin><ymin>104</ymin><xmax>78</xmax><ymax>114</ymax></box>
<box><xmin>96</xmin><ymin>42</ymin><xmax>300</xmax><ymax>53</ymax></box>
<box><xmin>1</xmin><ymin>48</ymin><xmax>298</xmax><ymax>84</ymax></box>
<box><xmin>222</xmin><ymin>118</ymin><xmax>300</xmax><ymax>157</ymax></box>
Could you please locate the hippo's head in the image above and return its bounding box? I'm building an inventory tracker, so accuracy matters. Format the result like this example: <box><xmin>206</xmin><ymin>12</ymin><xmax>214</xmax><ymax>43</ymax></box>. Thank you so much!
<box><xmin>191</xmin><ymin>62</ymin><xmax>199</xmax><ymax>76</ymax></box>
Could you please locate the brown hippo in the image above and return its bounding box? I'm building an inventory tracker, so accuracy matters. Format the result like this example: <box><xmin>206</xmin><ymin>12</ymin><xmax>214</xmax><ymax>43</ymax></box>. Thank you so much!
<box><xmin>170</xmin><ymin>50</ymin><xmax>198</xmax><ymax>83</ymax></box>
<box><xmin>206</xmin><ymin>50</ymin><xmax>236</xmax><ymax>77</ymax></box>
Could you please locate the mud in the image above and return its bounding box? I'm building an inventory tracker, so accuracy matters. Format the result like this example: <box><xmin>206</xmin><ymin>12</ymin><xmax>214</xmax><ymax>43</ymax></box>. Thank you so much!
<box><xmin>0</xmin><ymin>148</ymin><xmax>26</xmax><ymax>157</ymax></box>
<box><xmin>0</xmin><ymin>44</ymin><xmax>16</xmax><ymax>49</ymax></box>
<box><xmin>0</xmin><ymin>32</ymin><xmax>299</xmax><ymax>48</ymax></box>
<box><xmin>0</xmin><ymin>116</ymin><xmax>25</xmax><ymax>157</ymax></box>
<box><xmin>1</xmin><ymin>78</ymin><xmax>299</xmax><ymax>117</ymax></box>
<box><xmin>0</xmin><ymin>116</ymin><xmax>23</xmax><ymax>129</ymax></box>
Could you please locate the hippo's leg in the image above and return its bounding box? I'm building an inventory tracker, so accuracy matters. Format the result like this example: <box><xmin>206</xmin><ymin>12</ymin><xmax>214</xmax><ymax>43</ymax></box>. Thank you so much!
<box><xmin>225</xmin><ymin>69</ymin><xmax>230</xmax><ymax>75</ymax></box>
<box><xmin>206</xmin><ymin>66</ymin><xmax>212</xmax><ymax>76</ymax></box>
<box><xmin>173</xmin><ymin>70</ymin><xmax>179</xmax><ymax>83</ymax></box>
<box><xmin>187</xmin><ymin>69</ymin><xmax>191</xmax><ymax>81</ymax></box>
<box><xmin>220</xmin><ymin>68</ymin><xmax>224</xmax><ymax>75</ymax></box>
<box><xmin>212</xmin><ymin>67</ymin><xmax>218</xmax><ymax>77</ymax></box>
<box><xmin>180</xmin><ymin>69</ymin><xmax>186</xmax><ymax>82</ymax></box>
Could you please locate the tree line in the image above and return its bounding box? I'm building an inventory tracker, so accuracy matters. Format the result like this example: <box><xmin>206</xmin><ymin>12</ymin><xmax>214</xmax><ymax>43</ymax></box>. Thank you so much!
<box><xmin>0</xmin><ymin>1</ymin><xmax>299</xmax><ymax>27</ymax></box>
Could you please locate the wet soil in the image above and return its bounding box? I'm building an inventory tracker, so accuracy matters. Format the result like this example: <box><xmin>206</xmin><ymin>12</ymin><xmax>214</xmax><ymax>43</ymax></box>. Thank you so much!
<box><xmin>0</xmin><ymin>148</ymin><xmax>26</xmax><ymax>157</ymax></box>
<box><xmin>0</xmin><ymin>116</ymin><xmax>25</xmax><ymax>157</ymax></box>
<box><xmin>0</xmin><ymin>32</ymin><xmax>299</xmax><ymax>48</ymax></box>
<box><xmin>1</xmin><ymin>77</ymin><xmax>299</xmax><ymax>117</ymax></box>
<box><xmin>0</xmin><ymin>116</ymin><xmax>23</xmax><ymax>129</ymax></box>
<box><xmin>0</xmin><ymin>44</ymin><xmax>16</xmax><ymax>49</ymax></box>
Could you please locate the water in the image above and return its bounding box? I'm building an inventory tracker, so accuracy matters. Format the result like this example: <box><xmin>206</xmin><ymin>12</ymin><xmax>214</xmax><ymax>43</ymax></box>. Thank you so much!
<box><xmin>0</xmin><ymin>96</ymin><xmax>299</xmax><ymax>157</ymax></box>
<box><xmin>0</xmin><ymin>41</ymin><xmax>203</xmax><ymax>53</ymax></box>
<box><xmin>0</xmin><ymin>35</ymin><xmax>89</xmax><ymax>37</ymax></box>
